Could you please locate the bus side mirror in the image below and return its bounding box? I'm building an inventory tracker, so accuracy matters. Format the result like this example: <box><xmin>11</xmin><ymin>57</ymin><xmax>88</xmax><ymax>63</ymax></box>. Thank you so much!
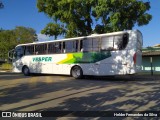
<box><xmin>8</xmin><ymin>49</ymin><xmax>15</xmax><ymax>60</ymax></box>
<box><xmin>14</xmin><ymin>52</ymin><xmax>17</xmax><ymax>58</ymax></box>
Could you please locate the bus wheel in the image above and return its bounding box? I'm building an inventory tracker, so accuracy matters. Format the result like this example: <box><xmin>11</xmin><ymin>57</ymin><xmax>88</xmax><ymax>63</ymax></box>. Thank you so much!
<box><xmin>22</xmin><ymin>66</ymin><xmax>30</xmax><ymax>76</ymax></box>
<box><xmin>71</xmin><ymin>66</ymin><xmax>83</xmax><ymax>79</ymax></box>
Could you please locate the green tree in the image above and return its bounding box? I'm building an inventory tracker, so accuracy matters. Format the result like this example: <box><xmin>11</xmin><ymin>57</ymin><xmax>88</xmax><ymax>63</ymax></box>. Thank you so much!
<box><xmin>0</xmin><ymin>26</ymin><xmax>37</xmax><ymax>59</ymax></box>
<box><xmin>0</xmin><ymin>30</ymin><xmax>16</xmax><ymax>59</ymax></box>
<box><xmin>37</xmin><ymin>0</ymin><xmax>96</xmax><ymax>37</ymax></box>
<box><xmin>37</xmin><ymin>0</ymin><xmax>152</xmax><ymax>37</ymax></box>
<box><xmin>41</xmin><ymin>23</ymin><xmax>65</xmax><ymax>39</ymax></box>
<box><xmin>93</xmin><ymin>0</ymin><xmax>152</xmax><ymax>33</ymax></box>
<box><xmin>14</xmin><ymin>26</ymin><xmax>37</xmax><ymax>44</ymax></box>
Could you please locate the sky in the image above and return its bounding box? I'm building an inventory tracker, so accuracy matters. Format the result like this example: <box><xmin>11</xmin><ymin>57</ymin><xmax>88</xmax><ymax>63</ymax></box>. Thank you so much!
<box><xmin>0</xmin><ymin>0</ymin><xmax>159</xmax><ymax>47</ymax></box>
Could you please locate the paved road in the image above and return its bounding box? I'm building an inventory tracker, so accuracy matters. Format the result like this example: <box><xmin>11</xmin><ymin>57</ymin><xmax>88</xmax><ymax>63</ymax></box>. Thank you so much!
<box><xmin>0</xmin><ymin>73</ymin><xmax>160</xmax><ymax>119</ymax></box>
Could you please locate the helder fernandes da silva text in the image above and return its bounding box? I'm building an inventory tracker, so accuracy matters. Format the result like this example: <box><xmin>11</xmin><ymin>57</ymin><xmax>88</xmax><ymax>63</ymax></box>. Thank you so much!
<box><xmin>114</xmin><ymin>112</ymin><xmax>157</xmax><ymax>117</ymax></box>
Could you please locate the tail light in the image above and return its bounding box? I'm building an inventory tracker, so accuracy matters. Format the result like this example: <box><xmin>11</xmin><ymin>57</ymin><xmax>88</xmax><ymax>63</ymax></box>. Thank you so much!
<box><xmin>133</xmin><ymin>53</ymin><xmax>136</xmax><ymax>64</ymax></box>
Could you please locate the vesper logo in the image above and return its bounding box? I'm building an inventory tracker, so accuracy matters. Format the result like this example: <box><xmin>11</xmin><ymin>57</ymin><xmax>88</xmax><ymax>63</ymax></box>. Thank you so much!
<box><xmin>33</xmin><ymin>57</ymin><xmax>52</xmax><ymax>62</ymax></box>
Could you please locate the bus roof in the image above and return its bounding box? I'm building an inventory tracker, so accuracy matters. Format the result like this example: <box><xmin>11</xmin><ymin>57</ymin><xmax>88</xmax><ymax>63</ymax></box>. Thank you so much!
<box><xmin>16</xmin><ymin>30</ymin><xmax>141</xmax><ymax>47</ymax></box>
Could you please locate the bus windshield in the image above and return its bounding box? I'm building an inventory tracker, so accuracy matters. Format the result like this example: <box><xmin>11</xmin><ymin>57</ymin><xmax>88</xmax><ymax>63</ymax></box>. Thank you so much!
<box><xmin>14</xmin><ymin>46</ymin><xmax>24</xmax><ymax>59</ymax></box>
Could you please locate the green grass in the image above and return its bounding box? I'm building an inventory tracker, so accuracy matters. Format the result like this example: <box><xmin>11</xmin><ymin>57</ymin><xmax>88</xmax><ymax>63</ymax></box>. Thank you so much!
<box><xmin>0</xmin><ymin>63</ymin><xmax>12</xmax><ymax>70</ymax></box>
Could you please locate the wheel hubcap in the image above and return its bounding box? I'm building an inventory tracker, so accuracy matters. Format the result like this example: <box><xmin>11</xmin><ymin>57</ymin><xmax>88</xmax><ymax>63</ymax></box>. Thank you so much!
<box><xmin>76</xmin><ymin>69</ymin><xmax>80</xmax><ymax>76</ymax></box>
<box><xmin>73</xmin><ymin>67</ymin><xmax>80</xmax><ymax>77</ymax></box>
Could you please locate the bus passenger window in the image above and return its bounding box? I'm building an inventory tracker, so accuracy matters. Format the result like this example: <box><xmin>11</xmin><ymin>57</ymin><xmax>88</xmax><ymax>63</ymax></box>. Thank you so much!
<box><xmin>35</xmin><ymin>44</ymin><xmax>47</xmax><ymax>55</ymax></box>
<box><xmin>55</xmin><ymin>42</ymin><xmax>61</xmax><ymax>53</ymax></box>
<box><xmin>48</xmin><ymin>42</ymin><xmax>61</xmax><ymax>54</ymax></box>
<box><xmin>65</xmin><ymin>41</ymin><xmax>73</xmax><ymax>53</ymax></box>
<box><xmin>25</xmin><ymin>45</ymin><xmax>34</xmax><ymax>55</ymax></box>
<box><xmin>101</xmin><ymin>36</ymin><xmax>114</xmax><ymax>51</ymax></box>
<box><xmin>82</xmin><ymin>38</ymin><xmax>92</xmax><ymax>52</ymax></box>
<box><xmin>114</xmin><ymin>35</ymin><xmax>123</xmax><ymax>50</ymax></box>
<box><xmin>72</xmin><ymin>40</ymin><xmax>78</xmax><ymax>52</ymax></box>
<box><xmin>35</xmin><ymin>45</ymin><xmax>39</xmax><ymax>55</ymax></box>
<box><xmin>92</xmin><ymin>38</ymin><xmax>99</xmax><ymax>52</ymax></box>
<box><xmin>48</xmin><ymin>43</ymin><xmax>55</xmax><ymax>54</ymax></box>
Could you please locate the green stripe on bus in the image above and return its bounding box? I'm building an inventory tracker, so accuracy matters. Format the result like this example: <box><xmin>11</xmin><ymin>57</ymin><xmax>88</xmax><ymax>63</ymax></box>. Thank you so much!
<box><xmin>59</xmin><ymin>51</ymin><xmax>111</xmax><ymax>64</ymax></box>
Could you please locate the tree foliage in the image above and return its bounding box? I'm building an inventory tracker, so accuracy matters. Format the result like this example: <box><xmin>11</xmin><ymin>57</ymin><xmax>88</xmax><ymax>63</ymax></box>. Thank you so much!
<box><xmin>37</xmin><ymin>0</ymin><xmax>152</xmax><ymax>37</ymax></box>
<box><xmin>14</xmin><ymin>26</ymin><xmax>37</xmax><ymax>44</ymax></box>
<box><xmin>41</xmin><ymin>23</ymin><xmax>65</xmax><ymax>39</ymax></box>
<box><xmin>0</xmin><ymin>26</ymin><xmax>37</xmax><ymax>59</ymax></box>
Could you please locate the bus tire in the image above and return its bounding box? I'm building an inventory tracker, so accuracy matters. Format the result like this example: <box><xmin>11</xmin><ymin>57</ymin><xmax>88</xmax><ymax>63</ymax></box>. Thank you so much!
<box><xmin>22</xmin><ymin>66</ymin><xmax>30</xmax><ymax>76</ymax></box>
<box><xmin>71</xmin><ymin>66</ymin><xmax>83</xmax><ymax>79</ymax></box>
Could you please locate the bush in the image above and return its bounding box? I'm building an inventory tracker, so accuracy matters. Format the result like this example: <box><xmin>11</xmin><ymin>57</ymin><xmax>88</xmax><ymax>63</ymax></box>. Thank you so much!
<box><xmin>0</xmin><ymin>63</ymin><xmax>12</xmax><ymax>70</ymax></box>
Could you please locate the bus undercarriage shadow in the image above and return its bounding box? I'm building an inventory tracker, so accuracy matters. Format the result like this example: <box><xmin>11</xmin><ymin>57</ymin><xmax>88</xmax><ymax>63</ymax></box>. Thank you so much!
<box><xmin>82</xmin><ymin>74</ymin><xmax>160</xmax><ymax>82</ymax></box>
<box><xmin>28</xmin><ymin>73</ymin><xmax>160</xmax><ymax>82</ymax></box>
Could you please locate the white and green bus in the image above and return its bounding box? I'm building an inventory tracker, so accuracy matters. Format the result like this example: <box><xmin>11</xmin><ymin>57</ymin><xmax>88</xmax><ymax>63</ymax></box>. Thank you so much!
<box><xmin>8</xmin><ymin>30</ymin><xmax>142</xmax><ymax>78</ymax></box>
